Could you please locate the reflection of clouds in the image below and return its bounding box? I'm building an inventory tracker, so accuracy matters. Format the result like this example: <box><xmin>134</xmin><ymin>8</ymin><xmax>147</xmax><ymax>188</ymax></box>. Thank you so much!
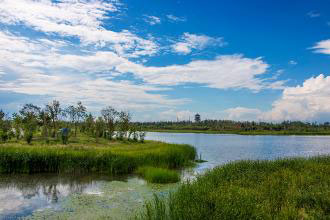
<box><xmin>0</xmin><ymin>188</ymin><xmax>26</xmax><ymax>213</ymax></box>
<box><xmin>0</xmin><ymin>174</ymin><xmax>112</xmax><ymax>218</ymax></box>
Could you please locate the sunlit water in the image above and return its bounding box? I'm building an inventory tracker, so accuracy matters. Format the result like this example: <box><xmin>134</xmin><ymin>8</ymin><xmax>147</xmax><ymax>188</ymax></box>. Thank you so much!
<box><xmin>1</xmin><ymin>133</ymin><xmax>330</xmax><ymax>219</ymax></box>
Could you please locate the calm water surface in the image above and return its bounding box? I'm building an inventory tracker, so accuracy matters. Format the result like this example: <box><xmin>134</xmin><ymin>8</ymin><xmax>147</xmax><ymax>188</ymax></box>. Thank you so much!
<box><xmin>1</xmin><ymin>133</ymin><xmax>330</xmax><ymax>219</ymax></box>
<box><xmin>147</xmin><ymin>133</ymin><xmax>330</xmax><ymax>173</ymax></box>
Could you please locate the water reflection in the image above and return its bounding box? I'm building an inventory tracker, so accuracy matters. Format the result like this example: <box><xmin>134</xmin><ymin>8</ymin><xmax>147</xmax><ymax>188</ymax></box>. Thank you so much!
<box><xmin>0</xmin><ymin>174</ymin><xmax>118</xmax><ymax>219</ymax></box>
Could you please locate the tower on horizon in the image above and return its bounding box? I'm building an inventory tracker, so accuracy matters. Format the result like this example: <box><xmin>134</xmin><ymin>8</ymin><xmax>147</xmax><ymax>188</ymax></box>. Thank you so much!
<box><xmin>194</xmin><ymin>113</ymin><xmax>201</xmax><ymax>122</ymax></box>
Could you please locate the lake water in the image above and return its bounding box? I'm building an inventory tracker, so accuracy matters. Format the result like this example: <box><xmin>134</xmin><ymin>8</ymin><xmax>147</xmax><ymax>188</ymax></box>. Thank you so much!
<box><xmin>146</xmin><ymin>133</ymin><xmax>330</xmax><ymax>173</ymax></box>
<box><xmin>1</xmin><ymin>133</ymin><xmax>330</xmax><ymax>219</ymax></box>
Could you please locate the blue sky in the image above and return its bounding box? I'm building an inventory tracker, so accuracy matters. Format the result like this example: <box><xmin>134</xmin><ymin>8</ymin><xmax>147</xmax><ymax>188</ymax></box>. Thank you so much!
<box><xmin>0</xmin><ymin>0</ymin><xmax>330</xmax><ymax>122</ymax></box>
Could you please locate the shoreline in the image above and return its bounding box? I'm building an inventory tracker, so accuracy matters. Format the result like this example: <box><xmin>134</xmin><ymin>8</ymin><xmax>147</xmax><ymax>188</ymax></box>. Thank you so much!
<box><xmin>145</xmin><ymin>129</ymin><xmax>330</xmax><ymax>136</ymax></box>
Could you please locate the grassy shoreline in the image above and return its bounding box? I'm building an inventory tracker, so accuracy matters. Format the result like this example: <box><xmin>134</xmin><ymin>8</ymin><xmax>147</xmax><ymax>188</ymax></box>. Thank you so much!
<box><xmin>0</xmin><ymin>139</ymin><xmax>196</xmax><ymax>175</ymax></box>
<box><xmin>138</xmin><ymin>156</ymin><xmax>330</xmax><ymax>219</ymax></box>
<box><xmin>146</xmin><ymin>129</ymin><xmax>330</xmax><ymax>136</ymax></box>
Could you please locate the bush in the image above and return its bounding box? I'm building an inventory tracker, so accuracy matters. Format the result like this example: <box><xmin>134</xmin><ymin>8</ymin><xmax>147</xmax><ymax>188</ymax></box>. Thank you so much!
<box><xmin>0</xmin><ymin>131</ymin><xmax>8</xmax><ymax>142</ymax></box>
<box><xmin>25</xmin><ymin>132</ymin><xmax>33</xmax><ymax>144</ymax></box>
<box><xmin>136</xmin><ymin>167</ymin><xmax>180</xmax><ymax>184</ymax></box>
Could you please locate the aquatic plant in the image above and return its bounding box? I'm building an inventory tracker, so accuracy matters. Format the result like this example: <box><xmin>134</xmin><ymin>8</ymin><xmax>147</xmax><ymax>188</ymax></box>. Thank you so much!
<box><xmin>136</xmin><ymin>167</ymin><xmax>180</xmax><ymax>184</ymax></box>
<box><xmin>0</xmin><ymin>140</ymin><xmax>196</xmax><ymax>175</ymax></box>
<box><xmin>137</xmin><ymin>156</ymin><xmax>330</xmax><ymax>219</ymax></box>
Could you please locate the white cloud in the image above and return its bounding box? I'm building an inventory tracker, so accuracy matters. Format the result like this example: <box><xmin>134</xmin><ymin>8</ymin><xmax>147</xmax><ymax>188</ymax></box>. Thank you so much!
<box><xmin>122</xmin><ymin>54</ymin><xmax>284</xmax><ymax>91</ymax></box>
<box><xmin>289</xmin><ymin>60</ymin><xmax>297</xmax><ymax>65</ymax></box>
<box><xmin>263</xmin><ymin>74</ymin><xmax>330</xmax><ymax>122</ymax></box>
<box><xmin>307</xmin><ymin>11</ymin><xmax>320</xmax><ymax>18</ymax></box>
<box><xmin>158</xmin><ymin>109</ymin><xmax>194</xmax><ymax>121</ymax></box>
<box><xmin>166</xmin><ymin>14</ymin><xmax>186</xmax><ymax>22</ymax></box>
<box><xmin>223</xmin><ymin>107</ymin><xmax>263</xmax><ymax>121</ymax></box>
<box><xmin>312</xmin><ymin>39</ymin><xmax>330</xmax><ymax>55</ymax></box>
<box><xmin>143</xmin><ymin>15</ymin><xmax>161</xmax><ymax>25</ymax></box>
<box><xmin>0</xmin><ymin>0</ymin><xmax>158</xmax><ymax>57</ymax></box>
<box><xmin>0</xmin><ymin>31</ymin><xmax>185</xmax><ymax>112</ymax></box>
<box><xmin>172</xmin><ymin>33</ymin><xmax>226</xmax><ymax>54</ymax></box>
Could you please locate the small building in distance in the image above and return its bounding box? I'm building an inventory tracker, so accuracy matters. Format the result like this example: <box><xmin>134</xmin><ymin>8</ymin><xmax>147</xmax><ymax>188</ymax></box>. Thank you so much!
<box><xmin>194</xmin><ymin>113</ymin><xmax>201</xmax><ymax>122</ymax></box>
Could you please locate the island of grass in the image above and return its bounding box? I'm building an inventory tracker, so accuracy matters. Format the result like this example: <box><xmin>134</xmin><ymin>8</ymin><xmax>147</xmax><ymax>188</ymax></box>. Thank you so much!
<box><xmin>138</xmin><ymin>156</ymin><xmax>330</xmax><ymax>219</ymax></box>
<box><xmin>0</xmin><ymin>136</ymin><xmax>196</xmax><ymax>177</ymax></box>
<box><xmin>136</xmin><ymin>167</ymin><xmax>180</xmax><ymax>184</ymax></box>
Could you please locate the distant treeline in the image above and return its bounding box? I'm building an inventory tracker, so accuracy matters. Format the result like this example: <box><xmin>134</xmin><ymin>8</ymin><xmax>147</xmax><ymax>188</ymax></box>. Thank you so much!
<box><xmin>0</xmin><ymin>100</ymin><xmax>146</xmax><ymax>144</ymax></box>
<box><xmin>136</xmin><ymin>120</ymin><xmax>330</xmax><ymax>134</ymax></box>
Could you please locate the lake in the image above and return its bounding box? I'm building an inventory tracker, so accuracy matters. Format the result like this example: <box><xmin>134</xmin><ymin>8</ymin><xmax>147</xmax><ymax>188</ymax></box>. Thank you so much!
<box><xmin>1</xmin><ymin>133</ymin><xmax>330</xmax><ymax>219</ymax></box>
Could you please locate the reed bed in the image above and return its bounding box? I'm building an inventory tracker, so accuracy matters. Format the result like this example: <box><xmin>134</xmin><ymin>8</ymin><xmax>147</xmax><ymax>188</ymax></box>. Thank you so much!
<box><xmin>0</xmin><ymin>140</ymin><xmax>196</xmax><ymax>175</ymax></box>
<box><xmin>137</xmin><ymin>156</ymin><xmax>330</xmax><ymax>220</ymax></box>
<box><xmin>136</xmin><ymin>167</ymin><xmax>180</xmax><ymax>184</ymax></box>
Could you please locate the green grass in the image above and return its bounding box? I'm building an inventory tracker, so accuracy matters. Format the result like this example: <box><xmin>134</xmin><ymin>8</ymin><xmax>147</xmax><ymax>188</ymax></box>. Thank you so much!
<box><xmin>146</xmin><ymin>129</ymin><xmax>330</xmax><ymax>135</ymax></box>
<box><xmin>137</xmin><ymin>156</ymin><xmax>330</xmax><ymax>220</ymax></box>
<box><xmin>0</xmin><ymin>137</ymin><xmax>196</xmax><ymax>175</ymax></box>
<box><xmin>136</xmin><ymin>167</ymin><xmax>180</xmax><ymax>184</ymax></box>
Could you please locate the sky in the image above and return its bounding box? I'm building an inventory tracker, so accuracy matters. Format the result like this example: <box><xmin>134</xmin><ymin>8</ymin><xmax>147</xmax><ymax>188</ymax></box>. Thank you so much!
<box><xmin>0</xmin><ymin>0</ymin><xmax>330</xmax><ymax>122</ymax></box>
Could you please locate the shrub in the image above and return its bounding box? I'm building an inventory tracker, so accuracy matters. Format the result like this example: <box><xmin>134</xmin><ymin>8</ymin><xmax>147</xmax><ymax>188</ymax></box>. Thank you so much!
<box><xmin>25</xmin><ymin>132</ymin><xmax>33</xmax><ymax>144</ymax></box>
<box><xmin>0</xmin><ymin>131</ymin><xmax>8</xmax><ymax>142</ymax></box>
<box><xmin>136</xmin><ymin>167</ymin><xmax>180</xmax><ymax>184</ymax></box>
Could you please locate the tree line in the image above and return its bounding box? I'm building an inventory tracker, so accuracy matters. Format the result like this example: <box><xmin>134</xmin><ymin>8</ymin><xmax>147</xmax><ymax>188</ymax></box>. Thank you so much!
<box><xmin>136</xmin><ymin>119</ymin><xmax>330</xmax><ymax>133</ymax></box>
<box><xmin>0</xmin><ymin>100</ymin><xmax>146</xmax><ymax>144</ymax></box>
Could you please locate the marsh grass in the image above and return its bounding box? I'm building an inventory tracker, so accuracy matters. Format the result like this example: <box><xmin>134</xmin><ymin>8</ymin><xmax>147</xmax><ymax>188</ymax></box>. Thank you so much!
<box><xmin>137</xmin><ymin>156</ymin><xmax>330</xmax><ymax>220</ymax></box>
<box><xmin>136</xmin><ymin>167</ymin><xmax>180</xmax><ymax>184</ymax></box>
<box><xmin>0</xmin><ymin>137</ymin><xmax>196</xmax><ymax>175</ymax></box>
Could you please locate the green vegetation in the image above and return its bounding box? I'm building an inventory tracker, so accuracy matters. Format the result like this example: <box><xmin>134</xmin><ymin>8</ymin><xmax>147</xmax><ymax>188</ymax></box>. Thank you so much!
<box><xmin>138</xmin><ymin>156</ymin><xmax>330</xmax><ymax>220</ymax></box>
<box><xmin>146</xmin><ymin>129</ymin><xmax>330</xmax><ymax>135</ymax></box>
<box><xmin>0</xmin><ymin>136</ymin><xmax>196</xmax><ymax>175</ymax></box>
<box><xmin>0</xmin><ymin>100</ymin><xmax>197</xmax><ymax>180</ymax></box>
<box><xmin>0</xmin><ymin>100</ymin><xmax>148</xmax><ymax>145</ymax></box>
<box><xmin>136</xmin><ymin>167</ymin><xmax>180</xmax><ymax>184</ymax></box>
<box><xmin>138</xmin><ymin>120</ymin><xmax>330</xmax><ymax>135</ymax></box>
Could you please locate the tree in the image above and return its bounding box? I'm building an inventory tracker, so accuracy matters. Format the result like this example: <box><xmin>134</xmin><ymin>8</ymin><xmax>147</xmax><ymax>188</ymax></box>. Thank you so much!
<box><xmin>12</xmin><ymin>113</ymin><xmax>22</xmax><ymax>141</ymax></box>
<box><xmin>75</xmin><ymin>101</ymin><xmax>87</xmax><ymax>135</ymax></box>
<box><xmin>101</xmin><ymin>106</ymin><xmax>118</xmax><ymax>140</ymax></box>
<box><xmin>66</xmin><ymin>101</ymin><xmax>86</xmax><ymax>136</ymax></box>
<box><xmin>39</xmin><ymin>109</ymin><xmax>51</xmax><ymax>143</ymax></box>
<box><xmin>84</xmin><ymin>113</ymin><xmax>95</xmax><ymax>136</ymax></box>
<box><xmin>19</xmin><ymin>104</ymin><xmax>41</xmax><ymax>144</ymax></box>
<box><xmin>0</xmin><ymin>109</ymin><xmax>11</xmax><ymax>142</ymax></box>
<box><xmin>46</xmin><ymin>100</ymin><xmax>62</xmax><ymax>137</ymax></box>
<box><xmin>118</xmin><ymin>111</ymin><xmax>131</xmax><ymax>139</ymax></box>
<box><xmin>95</xmin><ymin>116</ymin><xmax>105</xmax><ymax>139</ymax></box>
<box><xmin>66</xmin><ymin>105</ymin><xmax>78</xmax><ymax>136</ymax></box>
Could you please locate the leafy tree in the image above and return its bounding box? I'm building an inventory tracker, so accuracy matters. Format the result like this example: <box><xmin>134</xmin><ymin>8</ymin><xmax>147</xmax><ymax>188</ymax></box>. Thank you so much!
<box><xmin>12</xmin><ymin>113</ymin><xmax>22</xmax><ymax>141</ymax></box>
<box><xmin>66</xmin><ymin>101</ymin><xmax>86</xmax><ymax>136</ymax></box>
<box><xmin>118</xmin><ymin>111</ymin><xmax>131</xmax><ymax>139</ymax></box>
<box><xmin>84</xmin><ymin>113</ymin><xmax>95</xmax><ymax>136</ymax></box>
<box><xmin>101</xmin><ymin>106</ymin><xmax>118</xmax><ymax>140</ymax></box>
<box><xmin>95</xmin><ymin>116</ymin><xmax>105</xmax><ymax>139</ymax></box>
<box><xmin>46</xmin><ymin>100</ymin><xmax>62</xmax><ymax>137</ymax></box>
<box><xmin>66</xmin><ymin>105</ymin><xmax>78</xmax><ymax>136</ymax></box>
<box><xmin>39</xmin><ymin>109</ymin><xmax>51</xmax><ymax>142</ymax></box>
<box><xmin>76</xmin><ymin>101</ymin><xmax>87</xmax><ymax>134</ymax></box>
<box><xmin>19</xmin><ymin>104</ymin><xmax>41</xmax><ymax>144</ymax></box>
<box><xmin>0</xmin><ymin>109</ymin><xmax>11</xmax><ymax>142</ymax></box>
